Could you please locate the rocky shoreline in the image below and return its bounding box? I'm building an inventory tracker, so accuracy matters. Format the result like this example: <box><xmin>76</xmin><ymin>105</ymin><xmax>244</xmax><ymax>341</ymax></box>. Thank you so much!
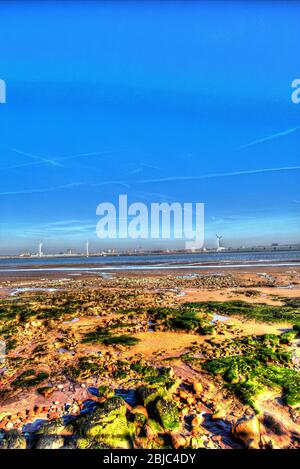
<box><xmin>0</xmin><ymin>268</ymin><xmax>300</xmax><ymax>449</ymax></box>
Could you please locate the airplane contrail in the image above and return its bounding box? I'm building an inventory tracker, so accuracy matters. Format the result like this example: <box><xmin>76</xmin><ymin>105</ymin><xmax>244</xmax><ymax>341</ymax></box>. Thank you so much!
<box><xmin>0</xmin><ymin>182</ymin><xmax>84</xmax><ymax>196</ymax></box>
<box><xmin>239</xmin><ymin>126</ymin><xmax>300</xmax><ymax>150</ymax></box>
<box><xmin>2</xmin><ymin>166</ymin><xmax>300</xmax><ymax>197</ymax></box>
<box><xmin>92</xmin><ymin>165</ymin><xmax>300</xmax><ymax>185</ymax></box>
<box><xmin>10</xmin><ymin>148</ymin><xmax>63</xmax><ymax>167</ymax></box>
<box><xmin>1</xmin><ymin>149</ymin><xmax>113</xmax><ymax>171</ymax></box>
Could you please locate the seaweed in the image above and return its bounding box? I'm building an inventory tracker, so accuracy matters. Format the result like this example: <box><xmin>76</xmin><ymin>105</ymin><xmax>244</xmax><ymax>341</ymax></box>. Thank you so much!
<box><xmin>12</xmin><ymin>370</ymin><xmax>49</xmax><ymax>388</ymax></box>
<box><xmin>102</xmin><ymin>335</ymin><xmax>139</xmax><ymax>346</ymax></box>
<box><xmin>182</xmin><ymin>300</ymin><xmax>300</xmax><ymax>324</ymax></box>
<box><xmin>146</xmin><ymin>306</ymin><xmax>215</xmax><ymax>334</ymax></box>
<box><xmin>131</xmin><ymin>362</ymin><xmax>160</xmax><ymax>378</ymax></box>
<box><xmin>69</xmin><ymin>356</ymin><xmax>105</xmax><ymax>380</ymax></box>
<box><xmin>201</xmin><ymin>333</ymin><xmax>300</xmax><ymax>409</ymax></box>
<box><xmin>82</xmin><ymin>328</ymin><xmax>139</xmax><ymax>347</ymax></box>
<box><xmin>279</xmin><ymin>330</ymin><xmax>298</xmax><ymax>344</ymax></box>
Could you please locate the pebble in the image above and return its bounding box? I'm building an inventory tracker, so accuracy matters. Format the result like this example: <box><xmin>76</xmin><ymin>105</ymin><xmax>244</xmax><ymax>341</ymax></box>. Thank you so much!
<box><xmin>193</xmin><ymin>381</ymin><xmax>203</xmax><ymax>395</ymax></box>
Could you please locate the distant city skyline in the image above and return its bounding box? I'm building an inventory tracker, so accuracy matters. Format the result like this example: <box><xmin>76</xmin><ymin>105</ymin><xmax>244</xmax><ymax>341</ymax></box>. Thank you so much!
<box><xmin>0</xmin><ymin>1</ymin><xmax>299</xmax><ymax>255</ymax></box>
<box><xmin>3</xmin><ymin>235</ymin><xmax>300</xmax><ymax>258</ymax></box>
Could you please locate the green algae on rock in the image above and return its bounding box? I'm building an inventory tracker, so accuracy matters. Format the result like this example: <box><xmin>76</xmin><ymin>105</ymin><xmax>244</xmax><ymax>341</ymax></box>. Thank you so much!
<box><xmin>11</xmin><ymin>370</ymin><xmax>49</xmax><ymax>389</ymax></box>
<box><xmin>0</xmin><ymin>430</ymin><xmax>27</xmax><ymax>449</ymax></box>
<box><xmin>98</xmin><ymin>385</ymin><xmax>115</xmax><ymax>399</ymax></box>
<box><xmin>77</xmin><ymin>397</ymin><xmax>133</xmax><ymax>449</ymax></box>
<box><xmin>201</xmin><ymin>333</ymin><xmax>300</xmax><ymax>410</ymax></box>
<box><xmin>183</xmin><ymin>299</ymin><xmax>300</xmax><ymax>324</ymax></box>
<box><xmin>156</xmin><ymin>398</ymin><xmax>180</xmax><ymax>431</ymax></box>
<box><xmin>137</xmin><ymin>385</ymin><xmax>168</xmax><ymax>407</ymax></box>
<box><xmin>146</xmin><ymin>305</ymin><xmax>215</xmax><ymax>334</ymax></box>
<box><xmin>82</xmin><ymin>327</ymin><xmax>140</xmax><ymax>347</ymax></box>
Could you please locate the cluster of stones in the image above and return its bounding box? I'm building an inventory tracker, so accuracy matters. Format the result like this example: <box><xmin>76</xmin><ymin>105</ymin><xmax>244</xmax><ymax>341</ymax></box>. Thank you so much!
<box><xmin>0</xmin><ymin>374</ymin><xmax>266</xmax><ymax>450</ymax></box>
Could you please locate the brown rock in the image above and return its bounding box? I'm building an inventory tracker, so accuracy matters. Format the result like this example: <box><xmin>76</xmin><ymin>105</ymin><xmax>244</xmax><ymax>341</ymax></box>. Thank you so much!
<box><xmin>232</xmin><ymin>416</ymin><xmax>261</xmax><ymax>449</ymax></box>
<box><xmin>0</xmin><ymin>419</ymin><xmax>8</xmax><ymax>429</ymax></box>
<box><xmin>134</xmin><ymin>437</ymin><xmax>150</xmax><ymax>449</ymax></box>
<box><xmin>27</xmin><ymin>410</ymin><xmax>35</xmax><ymax>419</ymax></box>
<box><xmin>193</xmin><ymin>413</ymin><xmax>205</xmax><ymax>426</ymax></box>
<box><xmin>191</xmin><ymin>427</ymin><xmax>201</xmax><ymax>436</ymax></box>
<box><xmin>144</xmin><ymin>424</ymin><xmax>156</xmax><ymax>440</ymax></box>
<box><xmin>193</xmin><ymin>381</ymin><xmax>203</xmax><ymax>396</ymax></box>
<box><xmin>179</xmin><ymin>390</ymin><xmax>189</xmax><ymax>401</ymax></box>
<box><xmin>48</xmin><ymin>412</ymin><xmax>60</xmax><ymax>420</ymax></box>
<box><xmin>132</xmin><ymin>406</ymin><xmax>148</xmax><ymax>419</ymax></box>
<box><xmin>187</xmin><ymin>396</ymin><xmax>195</xmax><ymax>406</ymax></box>
<box><xmin>171</xmin><ymin>433</ymin><xmax>186</xmax><ymax>449</ymax></box>
<box><xmin>37</xmin><ymin>386</ymin><xmax>55</xmax><ymax>398</ymax></box>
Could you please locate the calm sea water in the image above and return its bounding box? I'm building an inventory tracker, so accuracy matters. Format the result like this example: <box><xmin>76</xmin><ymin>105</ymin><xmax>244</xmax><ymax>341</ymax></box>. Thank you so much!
<box><xmin>0</xmin><ymin>250</ymin><xmax>300</xmax><ymax>271</ymax></box>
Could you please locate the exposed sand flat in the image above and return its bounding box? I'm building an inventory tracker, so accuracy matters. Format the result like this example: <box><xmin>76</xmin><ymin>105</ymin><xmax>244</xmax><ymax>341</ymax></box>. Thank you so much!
<box><xmin>129</xmin><ymin>331</ymin><xmax>207</xmax><ymax>357</ymax></box>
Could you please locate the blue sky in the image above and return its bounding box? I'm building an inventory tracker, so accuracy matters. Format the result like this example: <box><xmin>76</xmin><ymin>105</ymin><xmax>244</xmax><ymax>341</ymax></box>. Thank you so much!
<box><xmin>0</xmin><ymin>0</ymin><xmax>299</xmax><ymax>254</ymax></box>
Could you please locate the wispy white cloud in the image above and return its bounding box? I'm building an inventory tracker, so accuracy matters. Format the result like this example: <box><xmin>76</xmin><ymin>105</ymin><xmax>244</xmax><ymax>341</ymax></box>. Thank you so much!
<box><xmin>2</xmin><ymin>165</ymin><xmax>300</xmax><ymax>197</ymax></box>
<box><xmin>1</xmin><ymin>148</ymin><xmax>113</xmax><ymax>171</ymax></box>
<box><xmin>239</xmin><ymin>126</ymin><xmax>300</xmax><ymax>150</ymax></box>
<box><xmin>132</xmin><ymin>190</ymin><xmax>175</xmax><ymax>202</ymax></box>
<box><xmin>2</xmin><ymin>219</ymin><xmax>97</xmax><ymax>240</ymax></box>
<box><xmin>43</xmin><ymin>219</ymin><xmax>92</xmax><ymax>228</ymax></box>
<box><xmin>209</xmin><ymin>215</ymin><xmax>257</xmax><ymax>225</ymax></box>
<box><xmin>109</xmin><ymin>165</ymin><xmax>300</xmax><ymax>185</ymax></box>
<box><xmin>0</xmin><ymin>182</ymin><xmax>84</xmax><ymax>196</ymax></box>
<box><xmin>10</xmin><ymin>148</ymin><xmax>63</xmax><ymax>167</ymax></box>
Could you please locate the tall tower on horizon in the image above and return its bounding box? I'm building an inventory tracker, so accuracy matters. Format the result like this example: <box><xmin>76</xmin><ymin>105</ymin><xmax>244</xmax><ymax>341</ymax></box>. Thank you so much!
<box><xmin>38</xmin><ymin>241</ymin><xmax>43</xmax><ymax>257</ymax></box>
<box><xmin>216</xmin><ymin>234</ymin><xmax>223</xmax><ymax>251</ymax></box>
<box><xmin>86</xmin><ymin>240</ymin><xmax>89</xmax><ymax>257</ymax></box>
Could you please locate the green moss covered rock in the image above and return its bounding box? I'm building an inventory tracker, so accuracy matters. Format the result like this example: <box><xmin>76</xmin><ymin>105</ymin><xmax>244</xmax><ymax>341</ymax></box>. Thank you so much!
<box><xmin>36</xmin><ymin>417</ymin><xmax>73</xmax><ymax>436</ymax></box>
<box><xmin>156</xmin><ymin>398</ymin><xmax>180</xmax><ymax>431</ymax></box>
<box><xmin>0</xmin><ymin>430</ymin><xmax>27</xmax><ymax>449</ymax></box>
<box><xmin>137</xmin><ymin>385</ymin><xmax>167</xmax><ymax>407</ymax></box>
<box><xmin>34</xmin><ymin>435</ymin><xmax>65</xmax><ymax>449</ymax></box>
<box><xmin>98</xmin><ymin>385</ymin><xmax>115</xmax><ymax>399</ymax></box>
<box><xmin>78</xmin><ymin>397</ymin><xmax>132</xmax><ymax>449</ymax></box>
